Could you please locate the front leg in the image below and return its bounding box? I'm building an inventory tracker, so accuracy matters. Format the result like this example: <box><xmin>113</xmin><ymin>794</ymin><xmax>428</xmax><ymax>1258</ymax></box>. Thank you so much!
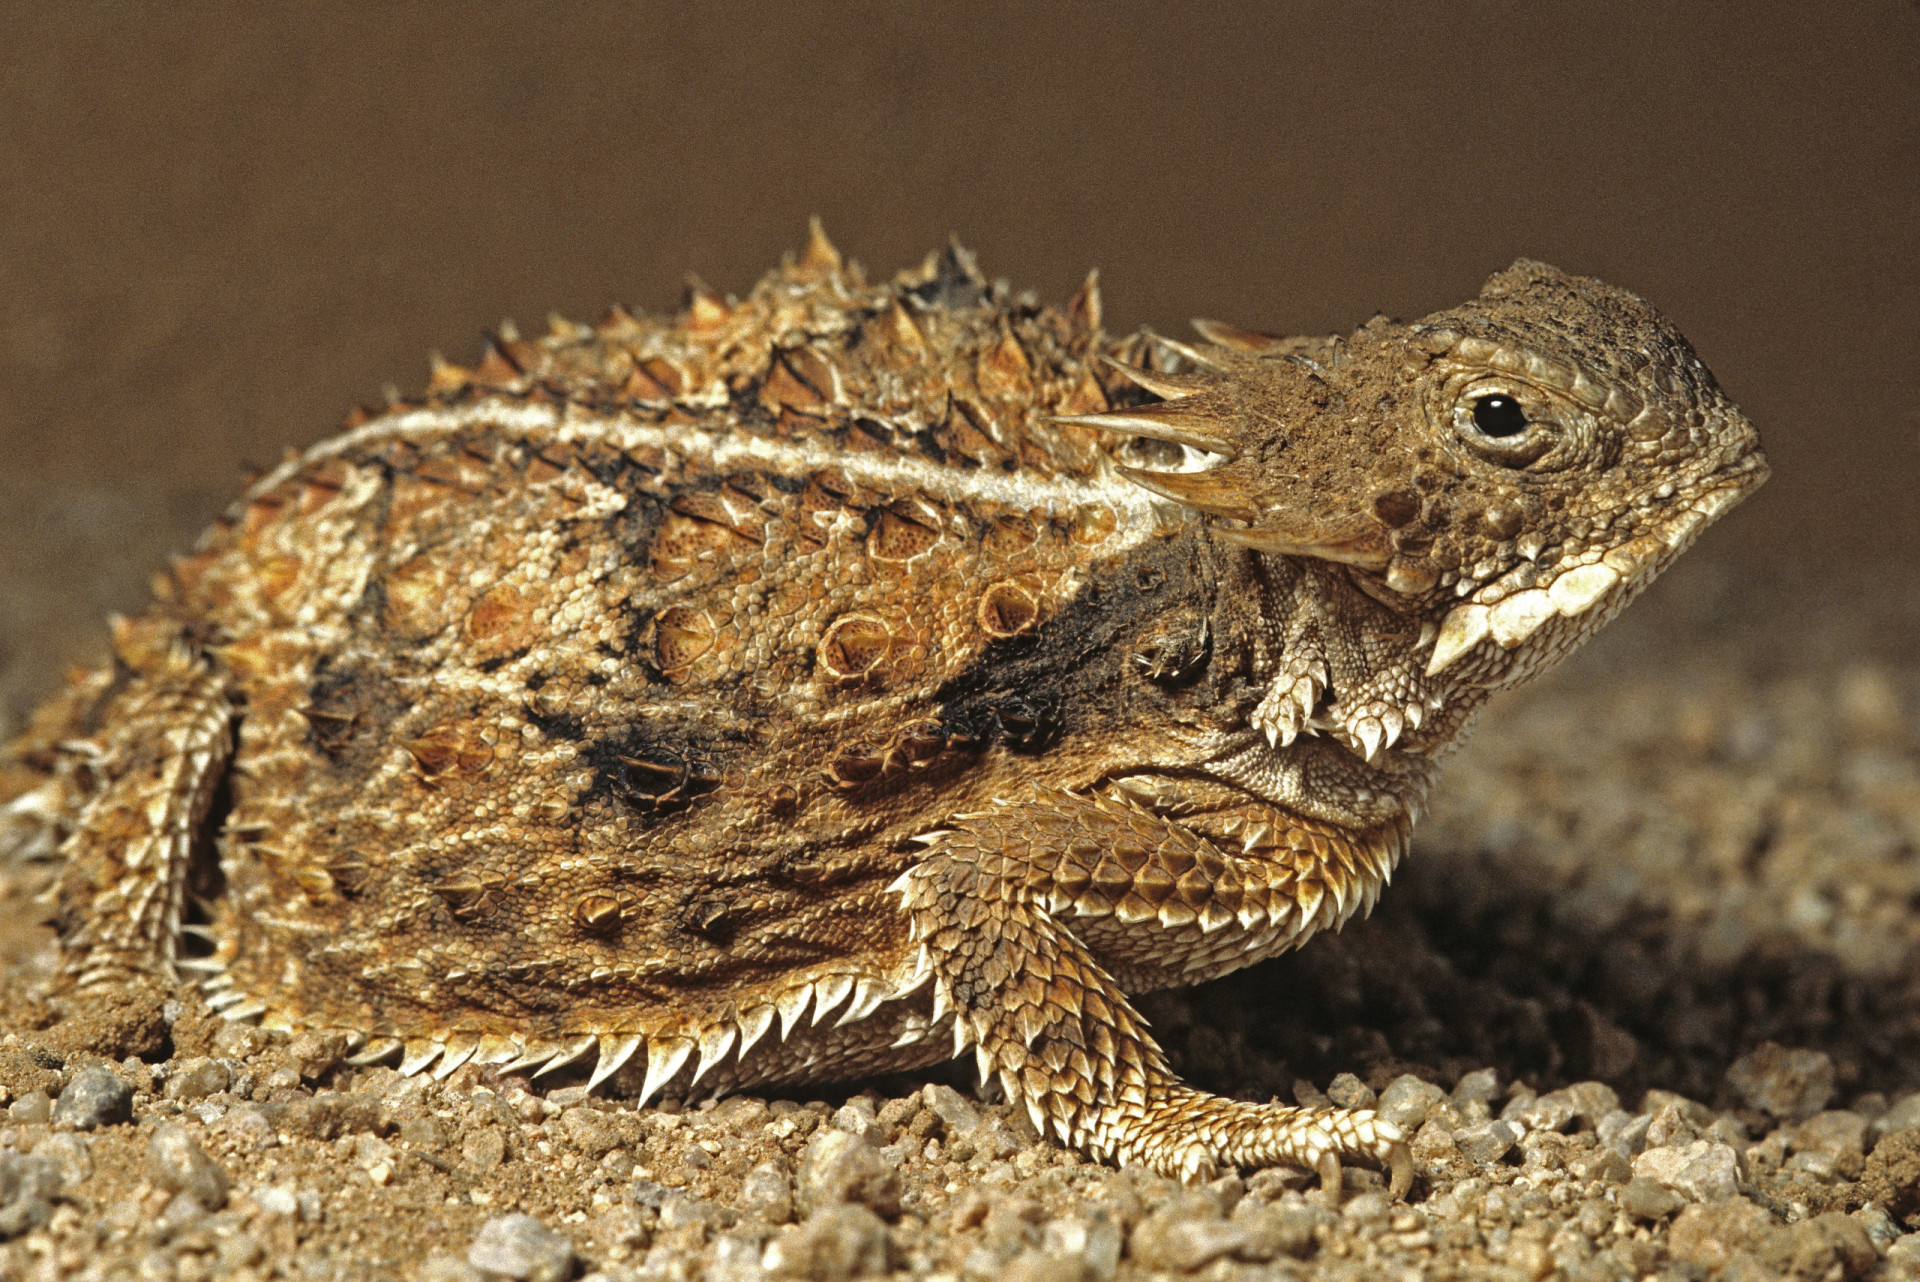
<box><xmin>893</xmin><ymin>787</ymin><xmax>1411</xmax><ymax>1193</ymax></box>
<box><xmin>44</xmin><ymin>620</ymin><xmax>233</xmax><ymax>990</ymax></box>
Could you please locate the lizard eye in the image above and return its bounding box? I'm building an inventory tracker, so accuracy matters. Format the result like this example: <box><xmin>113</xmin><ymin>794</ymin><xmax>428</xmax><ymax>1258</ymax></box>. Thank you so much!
<box><xmin>1471</xmin><ymin>395</ymin><xmax>1528</xmax><ymax>437</ymax></box>
<box><xmin>1451</xmin><ymin>383</ymin><xmax>1556</xmax><ymax>466</ymax></box>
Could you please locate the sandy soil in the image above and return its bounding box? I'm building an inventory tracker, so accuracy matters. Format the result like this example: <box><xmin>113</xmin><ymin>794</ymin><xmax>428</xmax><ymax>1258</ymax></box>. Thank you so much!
<box><xmin>0</xmin><ymin>556</ymin><xmax>1917</xmax><ymax>1281</ymax></box>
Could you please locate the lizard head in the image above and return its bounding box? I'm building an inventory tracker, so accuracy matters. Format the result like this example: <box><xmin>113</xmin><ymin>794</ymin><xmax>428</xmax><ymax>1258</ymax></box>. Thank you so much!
<box><xmin>1087</xmin><ymin>260</ymin><xmax>1769</xmax><ymax>691</ymax></box>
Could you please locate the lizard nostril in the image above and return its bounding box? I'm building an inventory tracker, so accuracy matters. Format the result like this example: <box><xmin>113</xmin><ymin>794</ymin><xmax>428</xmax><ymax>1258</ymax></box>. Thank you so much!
<box><xmin>1372</xmin><ymin>489</ymin><xmax>1422</xmax><ymax>527</ymax></box>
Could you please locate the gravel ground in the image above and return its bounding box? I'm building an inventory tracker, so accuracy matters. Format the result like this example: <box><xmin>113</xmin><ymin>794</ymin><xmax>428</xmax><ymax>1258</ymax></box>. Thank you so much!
<box><xmin>2</xmin><ymin>555</ymin><xmax>1918</xmax><ymax>1281</ymax></box>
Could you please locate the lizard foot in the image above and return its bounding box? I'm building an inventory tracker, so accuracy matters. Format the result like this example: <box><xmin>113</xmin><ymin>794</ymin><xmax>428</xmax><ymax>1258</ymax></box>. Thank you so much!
<box><xmin>1120</xmin><ymin>1094</ymin><xmax>1410</xmax><ymax>1201</ymax></box>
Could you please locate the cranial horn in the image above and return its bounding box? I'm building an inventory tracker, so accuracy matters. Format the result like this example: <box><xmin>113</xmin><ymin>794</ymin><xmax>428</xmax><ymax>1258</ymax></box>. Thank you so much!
<box><xmin>1211</xmin><ymin>524</ymin><xmax>1393</xmax><ymax>570</ymax></box>
<box><xmin>1190</xmin><ymin>318</ymin><xmax>1286</xmax><ymax>354</ymax></box>
<box><xmin>1143</xmin><ymin>329</ymin><xmax>1228</xmax><ymax>370</ymax></box>
<box><xmin>1115</xmin><ymin>465</ymin><xmax>1258</xmax><ymax>520</ymax></box>
<box><xmin>1054</xmin><ymin>401</ymin><xmax>1236</xmax><ymax>457</ymax></box>
<box><xmin>1098</xmin><ymin>355</ymin><xmax>1215</xmax><ymax>401</ymax></box>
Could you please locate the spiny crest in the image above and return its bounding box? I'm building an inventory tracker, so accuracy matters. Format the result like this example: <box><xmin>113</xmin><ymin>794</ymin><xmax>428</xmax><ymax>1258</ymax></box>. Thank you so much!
<box><xmin>193</xmin><ymin>933</ymin><xmax>948</xmax><ymax>1105</ymax></box>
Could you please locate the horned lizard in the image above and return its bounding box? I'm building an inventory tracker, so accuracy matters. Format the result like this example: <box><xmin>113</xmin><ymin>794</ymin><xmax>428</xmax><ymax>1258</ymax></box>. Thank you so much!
<box><xmin>0</xmin><ymin>223</ymin><xmax>1765</xmax><ymax>1191</ymax></box>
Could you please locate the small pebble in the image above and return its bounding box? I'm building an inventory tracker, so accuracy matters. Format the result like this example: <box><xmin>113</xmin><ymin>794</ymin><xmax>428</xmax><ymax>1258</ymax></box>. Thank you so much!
<box><xmin>659</xmin><ymin>1193</ymin><xmax>729</xmax><ymax>1229</ymax></box>
<box><xmin>1725</xmin><ymin>1043</ymin><xmax>1836</xmax><ymax>1121</ymax></box>
<box><xmin>1506</xmin><ymin>1088</ymin><xmax>1577</xmax><ymax>1133</ymax></box>
<box><xmin>30</xmin><ymin>1133</ymin><xmax>91</xmax><ymax>1191</ymax></box>
<box><xmin>921</xmin><ymin>1083</ymin><xmax>981</xmax><ymax>1132</ymax></box>
<box><xmin>1129</xmin><ymin>1193</ymin><xmax>1251</xmax><ymax>1272</ymax></box>
<box><xmin>741</xmin><ymin>1160</ymin><xmax>795</xmax><ymax>1224</ymax></box>
<box><xmin>592</xmin><ymin>1202</ymin><xmax>652</xmax><ymax>1251</ymax></box>
<box><xmin>421</xmin><ymin>1254</ymin><xmax>486</xmax><ymax>1282</ymax></box>
<box><xmin>559</xmin><ymin>1106</ymin><xmax>620</xmax><ymax>1158</ymax></box>
<box><xmin>51</xmin><ymin>1065</ymin><xmax>132</xmax><ymax>1130</ymax></box>
<box><xmin>1002</xmin><ymin>1248</ymin><xmax>1095</xmax><ymax>1282</ymax></box>
<box><xmin>287</xmin><ymin>1030</ymin><xmax>348</xmax><ymax>1082</ymax></box>
<box><xmin>1325</xmin><ymin>1072</ymin><xmax>1375</xmax><ymax>1110</ymax></box>
<box><xmin>1562</xmin><ymin>1081</ymin><xmax>1622</xmax><ymax>1126</ymax></box>
<box><xmin>1597</xmin><ymin>1109</ymin><xmax>1651</xmax><ymax>1157</ymax></box>
<box><xmin>217</xmin><ymin>1229</ymin><xmax>265</xmax><ymax>1271</ymax></box>
<box><xmin>1621</xmin><ymin>1176</ymin><xmax>1685</xmax><ymax>1220</ymax></box>
<box><xmin>830</xmin><ymin>1098</ymin><xmax>884</xmax><ymax>1145</ymax></box>
<box><xmin>146</xmin><ymin>1122</ymin><xmax>230</xmax><ymax>1209</ymax></box>
<box><xmin>256</xmin><ymin>1185</ymin><xmax>301</xmax><ymax>1217</ymax></box>
<box><xmin>162</xmin><ymin>1057</ymin><xmax>231</xmax><ymax>1103</ymax></box>
<box><xmin>6</xmin><ymin>1092</ymin><xmax>51</xmax><ymax>1125</ymax></box>
<box><xmin>1633</xmin><ymin>1140</ymin><xmax>1741</xmax><ymax>1204</ymax></box>
<box><xmin>1044</xmin><ymin>1213</ymin><xmax>1124</xmax><ymax>1279</ymax></box>
<box><xmin>0</xmin><ymin>1152</ymin><xmax>61</xmax><ymax>1237</ymax></box>
<box><xmin>795</xmin><ymin>1128</ymin><xmax>902</xmax><ymax>1218</ymax></box>
<box><xmin>467</xmin><ymin>1212</ymin><xmax>576</xmax><ymax>1282</ymax></box>
<box><xmin>1453</xmin><ymin>1119</ymin><xmax>1518</xmax><ymax>1165</ymax></box>
<box><xmin>763</xmin><ymin>1203</ymin><xmax>889</xmax><ymax>1281</ymax></box>
<box><xmin>1452</xmin><ymin>1068</ymin><xmax>1500</xmax><ymax>1107</ymax></box>
<box><xmin>1792</xmin><ymin>1110</ymin><xmax>1868</xmax><ymax>1160</ymax></box>
<box><xmin>1375</xmin><ymin>1075</ymin><xmax>1446</xmax><ymax>1132</ymax></box>
<box><xmin>462</xmin><ymin>1128</ymin><xmax>507</xmax><ymax>1172</ymax></box>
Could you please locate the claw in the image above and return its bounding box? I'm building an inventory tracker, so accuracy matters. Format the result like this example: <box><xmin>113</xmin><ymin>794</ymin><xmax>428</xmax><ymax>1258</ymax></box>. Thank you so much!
<box><xmin>1388</xmin><ymin>1140</ymin><xmax>1414</xmax><ymax>1200</ymax></box>
<box><xmin>1317</xmin><ymin>1151</ymin><xmax>1343</xmax><ymax>1207</ymax></box>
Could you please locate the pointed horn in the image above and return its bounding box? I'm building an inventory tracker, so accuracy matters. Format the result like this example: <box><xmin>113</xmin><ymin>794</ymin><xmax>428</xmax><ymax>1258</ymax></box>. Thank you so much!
<box><xmin>531</xmin><ymin>1034</ymin><xmax>598</xmax><ymax>1078</ymax></box>
<box><xmin>397</xmin><ymin>1041</ymin><xmax>445</xmax><ymax>1077</ymax></box>
<box><xmin>1143</xmin><ymin>329</ymin><xmax>1227</xmax><ymax>370</ymax></box>
<box><xmin>1211</xmin><ymin>524</ymin><xmax>1393</xmax><ymax>569</ymax></box>
<box><xmin>1097</xmin><ymin>355</ymin><xmax>1214</xmax><ymax>400</ymax></box>
<box><xmin>432</xmin><ymin>1035</ymin><xmax>483</xmax><ymax>1081</ymax></box>
<box><xmin>690</xmin><ymin>1022</ymin><xmax>738</xmax><ymax>1086</ymax></box>
<box><xmin>1191</xmin><ymin>317</ymin><xmax>1286</xmax><ymax>354</ymax></box>
<box><xmin>638</xmin><ymin>1036</ymin><xmax>694</xmax><ymax>1107</ymax></box>
<box><xmin>1068</xmin><ymin>269</ymin><xmax>1102</xmax><ymax>335</ymax></box>
<box><xmin>1116</xmin><ymin>466</ymin><xmax>1259</xmax><ymax>520</ymax></box>
<box><xmin>1057</xmin><ymin>403</ymin><xmax>1236</xmax><ymax>456</ymax></box>
<box><xmin>800</xmin><ymin>216</ymin><xmax>842</xmax><ymax>273</ymax></box>
<box><xmin>586</xmin><ymin>1034</ymin><xmax>644</xmax><ymax>1091</ymax></box>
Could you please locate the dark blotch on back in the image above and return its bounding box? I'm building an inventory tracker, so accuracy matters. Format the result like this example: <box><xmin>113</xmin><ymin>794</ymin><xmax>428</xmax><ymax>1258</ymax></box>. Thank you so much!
<box><xmin>581</xmin><ymin>727</ymin><xmax>730</xmax><ymax>824</ymax></box>
<box><xmin>303</xmin><ymin>655</ymin><xmax>406</xmax><ymax>777</ymax></box>
<box><xmin>934</xmin><ymin>533</ymin><xmax>1216</xmax><ymax>753</ymax></box>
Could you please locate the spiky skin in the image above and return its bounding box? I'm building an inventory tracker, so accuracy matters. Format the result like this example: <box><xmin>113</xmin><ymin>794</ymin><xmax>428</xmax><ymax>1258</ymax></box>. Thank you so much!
<box><xmin>0</xmin><ymin>227</ymin><xmax>1765</xmax><ymax>1190</ymax></box>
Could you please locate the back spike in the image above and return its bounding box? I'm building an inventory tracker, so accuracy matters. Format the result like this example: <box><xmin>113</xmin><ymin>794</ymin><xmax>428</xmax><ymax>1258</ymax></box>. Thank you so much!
<box><xmin>800</xmin><ymin>216</ymin><xmax>842</xmax><ymax>274</ymax></box>
<box><xmin>433</xmin><ymin>1034</ymin><xmax>483</xmax><ymax>1081</ymax></box>
<box><xmin>1068</xmin><ymin>269</ymin><xmax>1103</xmax><ymax>335</ymax></box>
<box><xmin>1191</xmin><ymin>317</ymin><xmax>1286</xmax><ymax>353</ymax></box>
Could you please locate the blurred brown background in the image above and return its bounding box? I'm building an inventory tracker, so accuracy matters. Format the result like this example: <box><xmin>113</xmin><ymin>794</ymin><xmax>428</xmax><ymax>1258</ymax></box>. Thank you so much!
<box><xmin>1</xmin><ymin>2</ymin><xmax>1915</xmax><ymax>727</ymax></box>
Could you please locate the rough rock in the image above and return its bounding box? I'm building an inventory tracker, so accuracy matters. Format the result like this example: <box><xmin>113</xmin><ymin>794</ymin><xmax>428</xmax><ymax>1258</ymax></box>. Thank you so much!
<box><xmin>763</xmin><ymin>1203</ymin><xmax>889</xmax><ymax>1281</ymax></box>
<box><xmin>1632</xmin><ymin>1140</ymin><xmax>1741</xmax><ymax>1204</ymax></box>
<box><xmin>0</xmin><ymin>1153</ymin><xmax>62</xmax><ymax>1238</ymax></box>
<box><xmin>1375</xmin><ymin>1074</ymin><xmax>1447</xmax><ymax>1133</ymax></box>
<box><xmin>50</xmin><ymin>1063</ymin><xmax>131</xmax><ymax>1129</ymax></box>
<box><xmin>466</xmin><ymin>1212</ymin><xmax>576</xmax><ymax>1282</ymax></box>
<box><xmin>795</xmin><ymin>1128</ymin><xmax>902</xmax><ymax>1218</ymax></box>
<box><xmin>1452</xmin><ymin>1119</ymin><xmax>1518</xmax><ymax>1164</ymax></box>
<box><xmin>145</xmin><ymin>1123</ymin><xmax>229</xmax><ymax>1209</ymax></box>
<box><xmin>1725</xmin><ymin>1043</ymin><xmax>1836</xmax><ymax>1121</ymax></box>
<box><xmin>162</xmin><ymin>1056</ymin><xmax>230</xmax><ymax>1102</ymax></box>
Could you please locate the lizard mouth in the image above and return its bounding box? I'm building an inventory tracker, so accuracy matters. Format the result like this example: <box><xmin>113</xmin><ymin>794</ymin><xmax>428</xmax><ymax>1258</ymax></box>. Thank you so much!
<box><xmin>1426</xmin><ymin>466</ymin><xmax>1766</xmax><ymax>678</ymax></box>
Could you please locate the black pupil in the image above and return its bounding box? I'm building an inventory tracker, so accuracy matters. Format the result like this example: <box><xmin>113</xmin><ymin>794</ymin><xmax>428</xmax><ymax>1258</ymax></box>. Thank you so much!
<box><xmin>1472</xmin><ymin>395</ymin><xmax>1529</xmax><ymax>437</ymax></box>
